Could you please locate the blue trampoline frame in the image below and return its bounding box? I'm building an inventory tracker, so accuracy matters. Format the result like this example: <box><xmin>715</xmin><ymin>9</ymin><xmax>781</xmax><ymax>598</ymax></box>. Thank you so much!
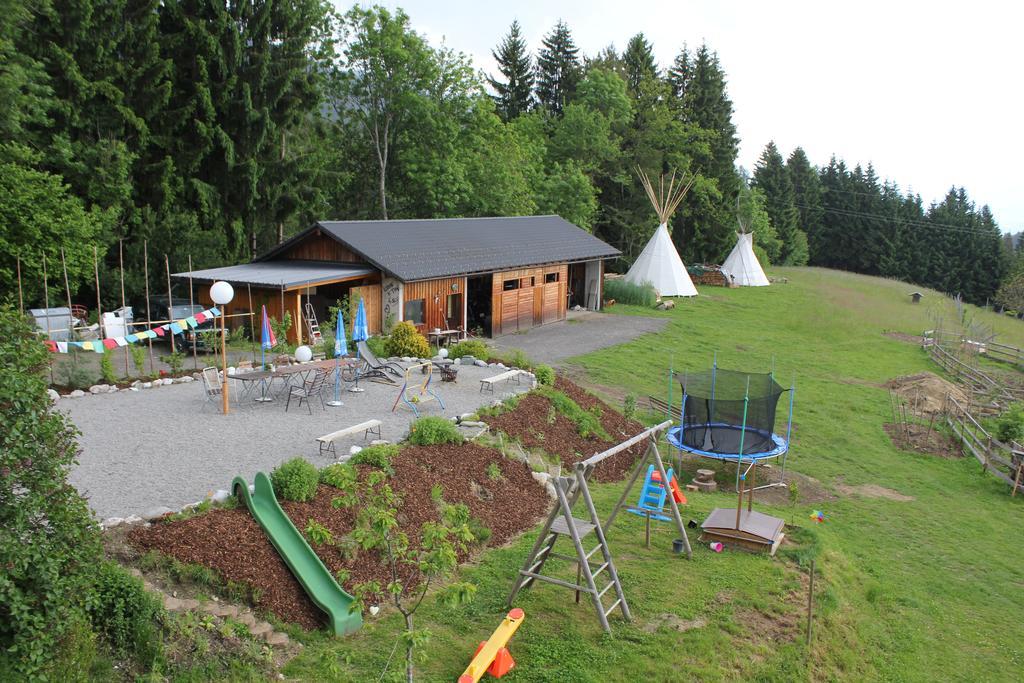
<box><xmin>666</xmin><ymin>424</ymin><xmax>788</xmax><ymax>461</ymax></box>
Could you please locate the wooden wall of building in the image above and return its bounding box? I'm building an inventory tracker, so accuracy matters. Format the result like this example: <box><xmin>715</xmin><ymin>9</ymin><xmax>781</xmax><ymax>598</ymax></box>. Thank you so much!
<box><xmin>198</xmin><ymin>285</ymin><xmax>303</xmax><ymax>345</ymax></box>
<box><xmin>490</xmin><ymin>264</ymin><xmax>567</xmax><ymax>336</ymax></box>
<box><xmin>350</xmin><ymin>284</ymin><xmax>382</xmax><ymax>336</ymax></box>
<box><xmin>279</xmin><ymin>232</ymin><xmax>362</xmax><ymax>263</ymax></box>
<box><xmin>403</xmin><ymin>277</ymin><xmax>466</xmax><ymax>334</ymax></box>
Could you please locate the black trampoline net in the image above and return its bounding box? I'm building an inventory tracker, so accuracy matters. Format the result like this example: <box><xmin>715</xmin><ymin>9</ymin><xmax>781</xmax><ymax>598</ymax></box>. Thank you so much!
<box><xmin>678</xmin><ymin>369</ymin><xmax>786</xmax><ymax>455</ymax></box>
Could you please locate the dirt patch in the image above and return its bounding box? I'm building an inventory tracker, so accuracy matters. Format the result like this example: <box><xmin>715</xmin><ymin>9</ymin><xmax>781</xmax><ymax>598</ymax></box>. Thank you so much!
<box><xmin>482</xmin><ymin>376</ymin><xmax>647</xmax><ymax>482</ymax></box>
<box><xmin>883</xmin><ymin>422</ymin><xmax>962</xmax><ymax>458</ymax></box>
<box><xmin>129</xmin><ymin>442</ymin><xmax>549</xmax><ymax>630</ymax></box>
<box><xmin>643</xmin><ymin>613</ymin><xmax>707</xmax><ymax>633</ymax></box>
<box><xmin>884</xmin><ymin>331</ymin><xmax>922</xmax><ymax>344</ymax></box>
<box><xmin>734</xmin><ymin>569</ymin><xmax>809</xmax><ymax>646</ymax></box>
<box><xmin>886</xmin><ymin>372</ymin><xmax>968</xmax><ymax>416</ymax></box>
<box><xmin>670</xmin><ymin>455</ymin><xmax>835</xmax><ymax>506</ymax></box>
<box><xmin>834</xmin><ymin>478</ymin><xmax>914</xmax><ymax>502</ymax></box>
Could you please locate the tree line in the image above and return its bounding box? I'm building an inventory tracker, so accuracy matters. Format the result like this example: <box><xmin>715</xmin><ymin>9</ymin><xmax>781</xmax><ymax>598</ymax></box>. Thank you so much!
<box><xmin>0</xmin><ymin>1</ymin><xmax>1009</xmax><ymax>311</ymax></box>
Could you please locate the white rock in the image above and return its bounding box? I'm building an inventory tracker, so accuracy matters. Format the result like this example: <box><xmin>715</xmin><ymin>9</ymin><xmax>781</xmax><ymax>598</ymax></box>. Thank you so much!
<box><xmin>89</xmin><ymin>384</ymin><xmax>109</xmax><ymax>394</ymax></box>
<box><xmin>531</xmin><ymin>471</ymin><xmax>551</xmax><ymax>485</ymax></box>
<box><xmin>192</xmin><ymin>372</ymin><xmax>203</xmax><ymax>380</ymax></box>
<box><xmin>496</xmin><ymin>363</ymin><xmax>507</xmax><ymax>370</ymax></box>
<box><xmin>368</xmin><ymin>439</ymin><xmax>390</xmax><ymax>446</ymax></box>
<box><xmin>163</xmin><ymin>378</ymin><xmax>174</xmax><ymax>385</ymax></box>
<box><xmin>142</xmin><ymin>506</ymin><xmax>174</xmax><ymax>521</ymax></box>
<box><xmin>130</xmin><ymin>387</ymin><xmax>139</xmax><ymax>392</ymax></box>
<box><xmin>474</xmin><ymin>359</ymin><xmax>487</xmax><ymax>367</ymax></box>
<box><xmin>69</xmin><ymin>389</ymin><xmax>86</xmax><ymax>398</ymax></box>
<box><xmin>131</xmin><ymin>380</ymin><xmax>142</xmax><ymax>388</ymax></box>
<box><xmin>142</xmin><ymin>382</ymin><xmax>152</xmax><ymax>389</ymax></box>
<box><xmin>180</xmin><ymin>376</ymin><xmax>194</xmax><ymax>383</ymax></box>
<box><xmin>249</xmin><ymin>484</ymin><xmax>255</xmax><ymax>494</ymax></box>
<box><xmin>119</xmin><ymin>388</ymin><xmax>130</xmax><ymax>392</ymax></box>
<box><xmin>210</xmin><ymin>489</ymin><xmax>231</xmax><ymax>504</ymax></box>
<box><xmin>125</xmin><ymin>515</ymin><xmax>143</xmax><ymax>525</ymax></box>
<box><xmin>401</xmin><ymin>356</ymin><xmax>414</xmax><ymax>363</ymax></box>
<box><xmin>349</xmin><ymin>445</ymin><xmax>363</xmax><ymax>455</ymax></box>
<box><xmin>47</xmin><ymin>389</ymin><xmax>60</xmax><ymax>403</ymax></box>
<box><xmin>544</xmin><ymin>482</ymin><xmax>558</xmax><ymax>500</ymax></box>
<box><xmin>102</xmin><ymin>517</ymin><xmax>125</xmax><ymax>529</ymax></box>
<box><xmin>460</xmin><ymin>420</ymin><xmax>485</xmax><ymax>428</ymax></box>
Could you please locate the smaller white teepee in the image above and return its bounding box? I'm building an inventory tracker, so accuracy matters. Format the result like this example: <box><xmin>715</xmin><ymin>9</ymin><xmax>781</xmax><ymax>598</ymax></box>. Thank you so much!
<box><xmin>624</xmin><ymin>167</ymin><xmax>698</xmax><ymax>297</ymax></box>
<box><xmin>721</xmin><ymin>232</ymin><xmax>770</xmax><ymax>287</ymax></box>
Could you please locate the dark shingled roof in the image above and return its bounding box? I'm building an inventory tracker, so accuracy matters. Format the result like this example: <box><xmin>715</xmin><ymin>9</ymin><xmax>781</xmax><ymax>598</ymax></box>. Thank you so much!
<box><xmin>262</xmin><ymin>216</ymin><xmax>619</xmax><ymax>282</ymax></box>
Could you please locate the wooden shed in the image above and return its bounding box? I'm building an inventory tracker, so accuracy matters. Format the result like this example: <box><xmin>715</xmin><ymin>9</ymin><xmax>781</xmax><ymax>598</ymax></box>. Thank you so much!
<box><xmin>176</xmin><ymin>216</ymin><xmax>619</xmax><ymax>343</ymax></box>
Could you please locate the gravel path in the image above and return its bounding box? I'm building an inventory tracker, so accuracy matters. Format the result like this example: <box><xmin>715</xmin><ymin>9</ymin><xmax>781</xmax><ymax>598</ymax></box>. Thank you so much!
<box><xmin>491</xmin><ymin>310</ymin><xmax>667</xmax><ymax>365</ymax></box>
<box><xmin>64</xmin><ymin>362</ymin><xmax>531</xmax><ymax>519</ymax></box>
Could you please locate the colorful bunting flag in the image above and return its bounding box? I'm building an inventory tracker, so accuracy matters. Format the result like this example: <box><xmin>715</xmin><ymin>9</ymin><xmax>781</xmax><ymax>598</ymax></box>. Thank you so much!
<box><xmin>169</xmin><ymin>322</ymin><xmax>183</xmax><ymax>335</ymax></box>
<box><xmin>195</xmin><ymin>312</ymin><xmax>206</xmax><ymax>324</ymax></box>
<box><xmin>102</xmin><ymin>338</ymin><xmax>118</xmax><ymax>350</ymax></box>
<box><xmin>114</xmin><ymin>336</ymin><xmax>128</xmax><ymax>347</ymax></box>
<box><xmin>154</xmin><ymin>327</ymin><xmax>165</xmax><ymax>337</ymax></box>
<box><xmin>56</xmin><ymin>342</ymin><xmax>68</xmax><ymax>353</ymax></box>
<box><xmin>43</xmin><ymin>306</ymin><xmax>221</xmax><ymax>353</ymax></box>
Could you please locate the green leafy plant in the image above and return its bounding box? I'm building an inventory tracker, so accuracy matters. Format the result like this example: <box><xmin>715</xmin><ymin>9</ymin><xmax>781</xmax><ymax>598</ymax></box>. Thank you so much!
<box><xmin>350</xmin><ymin>443</ymin><xmax>400</xmax><ymax>474</ymax></box>
<box><xmin>536</xmin><ymin>386</ymin><xmax>611</xmax><ymax>440</ymax></box>
<box><xmin>0</xmin><ymin>307</ymin><xmax>105</xmax><ymax>677</ymax></box>
<box><xmin>448</xmin><ymin>339</ymin><xmax>490</xmax><ymax>361</ymax></box>
<box><xmin>485</xmin><ymin>462</ymin><xmax>503</xmax><ymax>481</ymax></box>
<box><xmin>603</xmin><ymin>278</ymin><xmax>657</xmax><ymax>307</ymax></box>
<box><xmin>504</xmin><ymin>348</ymin><xmax>533</xmax><ymax>370</ymax></box>
<box><xmin>330</xmin><ymin>470</ymin><xmax>477</xmax><ymax>682</ymax></box>
<box><xmin>163</xmin><ymin>350</ymin><xmax>185</xmax><ymax>376</ymax></box>
<box><xmin>623</xmin><ymin>393</ymin><xmax>637</xmax><ymax>420</ymax></box>
<box><xmin>385</xmin><ymin>320</ymin><xmax>430</xmax><ymax>358</ymax></box>
<box><xmin>270</xmin><ymin>312</ymin><xmax>292</xmax><ymax>351</ymax></box>
<box><xmin>320</xmin><ymin>462</ymin><xmax>358</xmax><ymax>489</ymax></box>
<box><xmin>60</xmin><ymin>350</ymin><xmax>96</xmax><ymax>389</ymax></box>
<box><xmin>270</xmin><ymin>457</ymin><xmax>319</xmax><ymax>502</ymax></box>
<box><xmin>408</xmin><ymin>416</ymin><xmax>464</xmax><ymax>446</ymax></box>
<box><xmin>366</xmin><ymin>334</ymin><xmax>389</xmax><ymax>359</ymax></box>
<box><xmin>430</xmin><ymin>483</ymin><xmax>444</xmax><ymax>502</ymax></box>
<box><xmin>129</xmin><ymin>343</ymin><xmax>148</xmax><ymax>375</ymax></box>
<box><xmin>86</xmin><ymin>561</ymin><xmax>163</xmax><ymax>663</ymax></box>
<box><xmin>994</xmin><ymin>403</ymin><xmax>1024</xmax><ymax>444</ymax></box>
<box><xmin>305</xmin><ymin>519</ymin><xmax>335</xmax><ymax>547</ymax></box>
<box><xmin>100</xmin><ymin>348</ymin><xmax>117</xmax><ymax>384</ymax></box>
<box><xmin>534</xmin><ymin>364</ymin><xmax>555</xmax><ymax>386</ymax></box>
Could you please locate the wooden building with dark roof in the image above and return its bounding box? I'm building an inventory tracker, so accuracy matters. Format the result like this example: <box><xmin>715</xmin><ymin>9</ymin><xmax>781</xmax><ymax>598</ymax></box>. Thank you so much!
<box><xmin>176</xmin><ymin>215</ymin><xmax>619</xmax><ymax>343</ymax></box>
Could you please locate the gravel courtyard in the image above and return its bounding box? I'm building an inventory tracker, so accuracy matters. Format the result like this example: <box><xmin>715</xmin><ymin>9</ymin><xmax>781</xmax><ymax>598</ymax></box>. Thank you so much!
<box><xmin>64</xmin><ymin>362</ymin><xmax>531</xmax><ymax>520</ymax></box>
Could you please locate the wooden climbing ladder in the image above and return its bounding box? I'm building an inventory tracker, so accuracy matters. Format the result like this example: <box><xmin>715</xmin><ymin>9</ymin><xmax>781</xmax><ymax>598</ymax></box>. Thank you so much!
<box><xmin>303</xmin><ymin>301</ymin><xmax>323</xmax><ymax>346</ymax></box>
<box><xmin>507</xmin><ymin>421</ymin><xmax>689</xmax><ymax>632</ymax></box>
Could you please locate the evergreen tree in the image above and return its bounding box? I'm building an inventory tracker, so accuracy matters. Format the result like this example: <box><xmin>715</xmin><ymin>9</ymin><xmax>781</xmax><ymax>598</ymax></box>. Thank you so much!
<box><xmin>622</xmin><ymin>33</ymin><xmax>656</xmax><ymax>96</ymax></box>
<box><xmin>666</xmin><ymin>45</ymin><xmax>691</xmax><ymax>104</ymax></box>
<box><xmin>488</xmin><ymin>20</ymin><xmax>534</xmax><ymax>121</ymax></box>
<box><xmin>534</xmin><ymin>20</ymin><xmax>581</xmax><ymax>115</ymax></box>
<box><xmin>786</xmin><ymin>147</ymin><xmax>824</xmax><ymax>262</ymax></box>
<box><xmin>752</xmin><ymin>141</ymin><xmax>805</xmax><ymax>265</ymax></box>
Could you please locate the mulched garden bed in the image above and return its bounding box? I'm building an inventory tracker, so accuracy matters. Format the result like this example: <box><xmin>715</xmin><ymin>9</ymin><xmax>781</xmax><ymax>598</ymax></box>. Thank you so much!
<box><xmin>482</xmin><ymin>376</ymin><xmax>647</xmax><ymax>482</ymax></box>
<box><xmin>129</xmin><ymin>442</ymin><xmax>549</xmax><ymax>630</ymax></box>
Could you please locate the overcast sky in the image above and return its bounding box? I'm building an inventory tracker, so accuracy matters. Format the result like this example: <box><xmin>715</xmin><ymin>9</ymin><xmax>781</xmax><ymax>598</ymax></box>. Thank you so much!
<box><xmin>359</xmin><ymin>1</ymin><xmax>1023</xmax><ymax>231</ymax></box>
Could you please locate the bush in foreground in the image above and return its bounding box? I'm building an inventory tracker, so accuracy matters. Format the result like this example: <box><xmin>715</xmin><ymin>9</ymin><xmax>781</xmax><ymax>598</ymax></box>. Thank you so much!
<box><xmin>0</xmin><ymin>306</ymin><xmax>104</xmax><ymax>678</ymax></box>
<box><xmin>603</xmin><ymin>277</ymin><xmax>657</xmax><ymax>307</ymax></box>
<box><xmin>385</xmin><ymin>321</ymin><xmax>430</xmax><ymax>358</ymax></box>
<box><xmin>448</xmin><ymin>339</ymin><xmax>489</xmax><ymax>360</ymax></box>
<box><xmin>349</xmin><ymin>444</ymin><xmax>400</xmax><ymax>473</ymax></box>
<box><xmin>534</xmin><ymin>364</ymin><xmax>555</xmax><ymax>386</ymax></box>
<box><xmin>87</xmin><ymin>561</ymin><xmax>163</xmax><ymax>664</ymax></box>
<box><xmin>409</xmin><ymin>416</ymin><xmax>464</xmax><ymax>446</ymax></box>
<box><xmin>271</xmin><ymin>457</ymin><xmax>319</xmax><ymax>502</ymax></box>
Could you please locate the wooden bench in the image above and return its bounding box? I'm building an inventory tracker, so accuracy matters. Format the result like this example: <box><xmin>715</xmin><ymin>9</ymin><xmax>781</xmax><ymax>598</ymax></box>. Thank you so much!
<box><xmin>479</xmin><ymin>370</ymin><xmax>521</xmax><ymax>394</ymax></box>
<box><xmin>317</xmin><ymin>419</ymin><xmax>383</xmax><ymax>457</ymax></box>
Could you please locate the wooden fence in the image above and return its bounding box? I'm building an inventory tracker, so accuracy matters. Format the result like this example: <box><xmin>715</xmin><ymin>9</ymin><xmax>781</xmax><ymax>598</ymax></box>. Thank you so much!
<box><xmin>922</xmin><ymin>332</ymin><xmax>1024</xmax><ymax>406</ymax></box>
<box><xmin>945</xmin><ymin>395</ymin><xmax>1024</xmax><ymax>496</ymax></box>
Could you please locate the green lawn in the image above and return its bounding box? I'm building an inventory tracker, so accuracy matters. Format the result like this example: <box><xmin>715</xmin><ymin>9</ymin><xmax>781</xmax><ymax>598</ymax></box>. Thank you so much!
<box><xmin>282</xmin><ymin>267</ymin><xmax>1024</xmax><ymax>682</ymax></box>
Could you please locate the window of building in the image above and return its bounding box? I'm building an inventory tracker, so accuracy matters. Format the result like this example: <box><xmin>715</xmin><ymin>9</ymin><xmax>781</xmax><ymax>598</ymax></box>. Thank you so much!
<box><xmin>404</xmin><ymin>298</ymin><xmax>425</xmax><ymax>325</ymax></box>
<box><xmin>503</xmin><ymin>279</ymin><xmax>519</xmax><ymax>291</ymax></box>
<box><xmin>545</xmin><ymin>272</ymin><xmax>559</xmax><ymax>283</ymax></box>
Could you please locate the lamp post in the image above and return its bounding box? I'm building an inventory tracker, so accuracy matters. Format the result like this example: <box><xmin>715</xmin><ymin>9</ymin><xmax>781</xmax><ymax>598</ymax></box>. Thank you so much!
<box><xmin>210</xmin><ymin>281</ymin><xmax>234</xmax><ymax>415</ymax></box>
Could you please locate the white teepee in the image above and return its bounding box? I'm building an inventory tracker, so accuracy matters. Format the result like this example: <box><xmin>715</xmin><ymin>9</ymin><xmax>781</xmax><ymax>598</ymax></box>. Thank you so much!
<box><xmin>624</xmin><ymin>168</ymin><xmax>698</xmax><ymax>297</ymax></box>
<box><xmin>721</xmin><ymin>232</ymin><xmax>770</xmax><ymax>287</ymax></box>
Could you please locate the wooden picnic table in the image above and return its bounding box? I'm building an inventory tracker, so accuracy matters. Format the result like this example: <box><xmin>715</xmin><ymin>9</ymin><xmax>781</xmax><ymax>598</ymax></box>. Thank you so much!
<box><xmin>427</xmin><ymin>329</ymin><xmax>462</xmax><ymax>347</ymax></box>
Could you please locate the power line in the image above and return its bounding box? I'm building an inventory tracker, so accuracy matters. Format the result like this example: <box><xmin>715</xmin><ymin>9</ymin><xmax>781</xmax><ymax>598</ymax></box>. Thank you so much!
<box><xmin>793</xmin><ymin>203</ymin><xmax>1002</xmax><ymax>238</ymax></box>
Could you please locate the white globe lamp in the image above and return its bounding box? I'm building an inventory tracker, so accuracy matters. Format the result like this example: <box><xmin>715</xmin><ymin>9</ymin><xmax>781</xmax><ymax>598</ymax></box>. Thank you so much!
<box><xmin>438</xmin><ymin>347</ymin><xmax>449</xmax><ymax>359</ymax></box>
<box><xmin>209</xmin><ymin>281</ymin><xmax>234</xmax><ymax>414</ymax></box>
<box><xmin>295</xmin><ymin>345</ymin><xmax>313</xmax><ymax>363</ymax></box>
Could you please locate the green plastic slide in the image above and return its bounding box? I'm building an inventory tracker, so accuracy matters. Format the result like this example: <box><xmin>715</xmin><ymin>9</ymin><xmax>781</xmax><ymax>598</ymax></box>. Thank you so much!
<box><xmin>232</xmin><ymin>472</ymin><xmax>362</xmax><ymax>635</ymax></box>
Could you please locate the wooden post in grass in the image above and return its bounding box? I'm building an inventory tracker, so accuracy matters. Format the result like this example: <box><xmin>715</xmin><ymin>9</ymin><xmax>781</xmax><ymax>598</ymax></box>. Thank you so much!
<box><xmin>164</xmin><ymin>254</ymin><xmax>176</xmax><ymax>355</ymax></box>
<box><xmin>143</xmin><ymin>241</ymin><xmax>155</xmax><ymax>375</ymax></box>
<box><xmin>119</xmin><ymin>240</ymin><xmax>129</xmax><ymax>375</ymax></box>
<box><xmin>42</xmin><ymin>253</ymin><xmax>53</xmax><ymax>384</ymax></box>
<box><xmin>247</xmin><ymin>282</ymin><xmax>256</xmax><ymax>365</ymax></box>
<box><xmin>93</xmin><ymin>246</ymin><xmax>103</xmax><ymax>340</ymax></box>
<box><xmin>806</xmin><ymin>558</ymin><xmax>815</xmax><ymax>646</ymax></box>
<box><xmin>59</xmin><ymin>248</ymin><xmax>74</xmax><ymax>334</ymax></box>
<box><xmin>1012</xmin><ymin>462</ymin><xmax>1023</xmax><ymax>498</ymax></box>
<box><xmin>188</xmin><ymin>255</ymin><xmax>198</xmax><ymax>371</ymax></box>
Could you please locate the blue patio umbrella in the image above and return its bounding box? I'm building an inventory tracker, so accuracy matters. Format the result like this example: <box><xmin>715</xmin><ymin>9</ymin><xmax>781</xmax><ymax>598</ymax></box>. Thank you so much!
<box><xmin>352</xmin><ymin>298</ymin><xmax>369</xmax><ymax>342</ymax></box>
<box><xmin>349</xmin><ymin>298</ymin><xmax>369</xmax><ymax>392</ymax></box>
<box><xmin>327</xmin><ymin>308</ymin><xmax>347</xmax><ymax>407</ymax></box>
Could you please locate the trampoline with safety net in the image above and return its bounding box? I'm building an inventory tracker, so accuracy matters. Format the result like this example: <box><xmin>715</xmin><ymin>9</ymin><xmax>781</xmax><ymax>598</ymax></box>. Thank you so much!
<box><xmin>664</xmin><ymin>362</ymin><xmax>796</xmax><ymax>554</ymax></box>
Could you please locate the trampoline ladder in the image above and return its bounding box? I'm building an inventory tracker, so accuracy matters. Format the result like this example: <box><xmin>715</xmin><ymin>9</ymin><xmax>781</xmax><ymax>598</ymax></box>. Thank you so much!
<box><xmin>507</xmin><ymin>476</ymin><xmax>630</xmax><ymax>633</ymax></box>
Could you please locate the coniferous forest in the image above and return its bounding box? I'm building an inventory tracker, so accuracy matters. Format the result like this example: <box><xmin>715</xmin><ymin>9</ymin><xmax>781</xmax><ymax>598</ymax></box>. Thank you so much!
<box><xmin>0</xmin><ymin>2</ymin><xmax>1011</xmax><ymax>307</ymax></box>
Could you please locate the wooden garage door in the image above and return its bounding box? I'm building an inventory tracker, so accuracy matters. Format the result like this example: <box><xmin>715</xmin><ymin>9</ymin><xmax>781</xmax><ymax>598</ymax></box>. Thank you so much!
<box><xmin>517</xmin><ymin>288</ymin><xmax>534</xmax><ymax>331</ymax></box>
<box><xmin>542</xmin><ymin>282</ymin><xmax>561</xmax><ymax>324</ymax></box>
<box><xmin>500</xmin><ymin>290</ymin><xmax>519</xmax><ymax>335</ymax></box>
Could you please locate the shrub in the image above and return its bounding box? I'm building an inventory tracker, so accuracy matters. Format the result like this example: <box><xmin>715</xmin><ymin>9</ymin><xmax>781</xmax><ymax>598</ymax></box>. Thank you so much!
<box><xmin>87</xmin><ymin>561</ymin><xmax>163</xmax><ymax>663</ymax></box>
<box><xmin>60</xmin><ymin>351</ymin><xmax>96</xmax><ymax>389</ymax></box>
<box><xmin>385</xmin><ymin>321</ymin><xmax>430</xmax><ymax>358</ymax></box>
<box><xmin>534</xmin><ymin>364</ymin><xmax>555</xmax><ymax>386</ymax></box>
<box><xmin>100</xmin><ymin>348</ymin><xmax>118</xmax><ymax>384</ymax></box>
<box><xmin>270</xmin><ymin>457</ymin><xmax>319</xmax><ymax>502</ymax></box>
<box><xmin>350</xmin><ymin>443</ymin><xmax>400</xmax><ymax>473</ymax></box>
<box><xmin>623</xmin><ymin>393</ymin><xmax>637</xmax><ymax>420</ymax></box>
<box><xmin>365</xmin><ymin>334</ymin><xmax>389</xmax><ymax>359</ymax></box>
<box><xmin>129</xmin><ymin>344</ymin><xmax>147</xmax><ymax>376</ymax></box>
<box><xmin>162</xmin><ymin>350</ymin><xmax>185</xmax><ymax>376</ymax></box>
<box><xmin>994</xmin><ymin>403</ymin><xmax>1024</xmax><ymax>444</ymax></box>
<box><xmin>320</xmin><ymin>462</ymin><xmax>358</xmax><ymax>489</ymax></box>
<box><xmin>536</xmin><ymin>386</ymin><xmax>611</xmax><ymax>440</ymax></box>
<box><xmin>305</xmin><ymin>519</ymin><xmax>334</xmax><ymax>547</ymax></box>
<box><xmin>504</xmin><ymin>348</ymin><xmax>534</xmax><ymax>370</ymax></box>
<box><xmin>409</xmin><ymin>416</ymin><xmax>464</xmax><ymax>446</ymax></box>
<box><xmin>0</xmin><ymin>307</ymin><xmax>104</xmax><ymax>678</ymax></box>
<box><xmin>603</xmin><ymin>278</ymin><xmax>657</xmax><ymax>307</ymax></box>
<box><xmin>448</xmin><ymin>339</ymin><xmax>490</xmax><ymax>361</ymax></box>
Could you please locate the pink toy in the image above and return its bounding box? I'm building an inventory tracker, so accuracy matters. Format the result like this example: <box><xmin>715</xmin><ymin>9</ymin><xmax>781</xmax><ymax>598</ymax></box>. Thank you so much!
<box><xmin>709</xmin><ymin>541</ymin><xmax>724</xmax><ymax>553</ymax></box>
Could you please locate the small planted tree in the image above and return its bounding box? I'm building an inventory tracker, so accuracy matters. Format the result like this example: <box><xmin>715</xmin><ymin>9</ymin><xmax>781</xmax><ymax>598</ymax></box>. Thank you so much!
<box><xmin>331</xmin><ymin>470</ymin><xmax>475</xmax><ymax>682</ymax></box>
